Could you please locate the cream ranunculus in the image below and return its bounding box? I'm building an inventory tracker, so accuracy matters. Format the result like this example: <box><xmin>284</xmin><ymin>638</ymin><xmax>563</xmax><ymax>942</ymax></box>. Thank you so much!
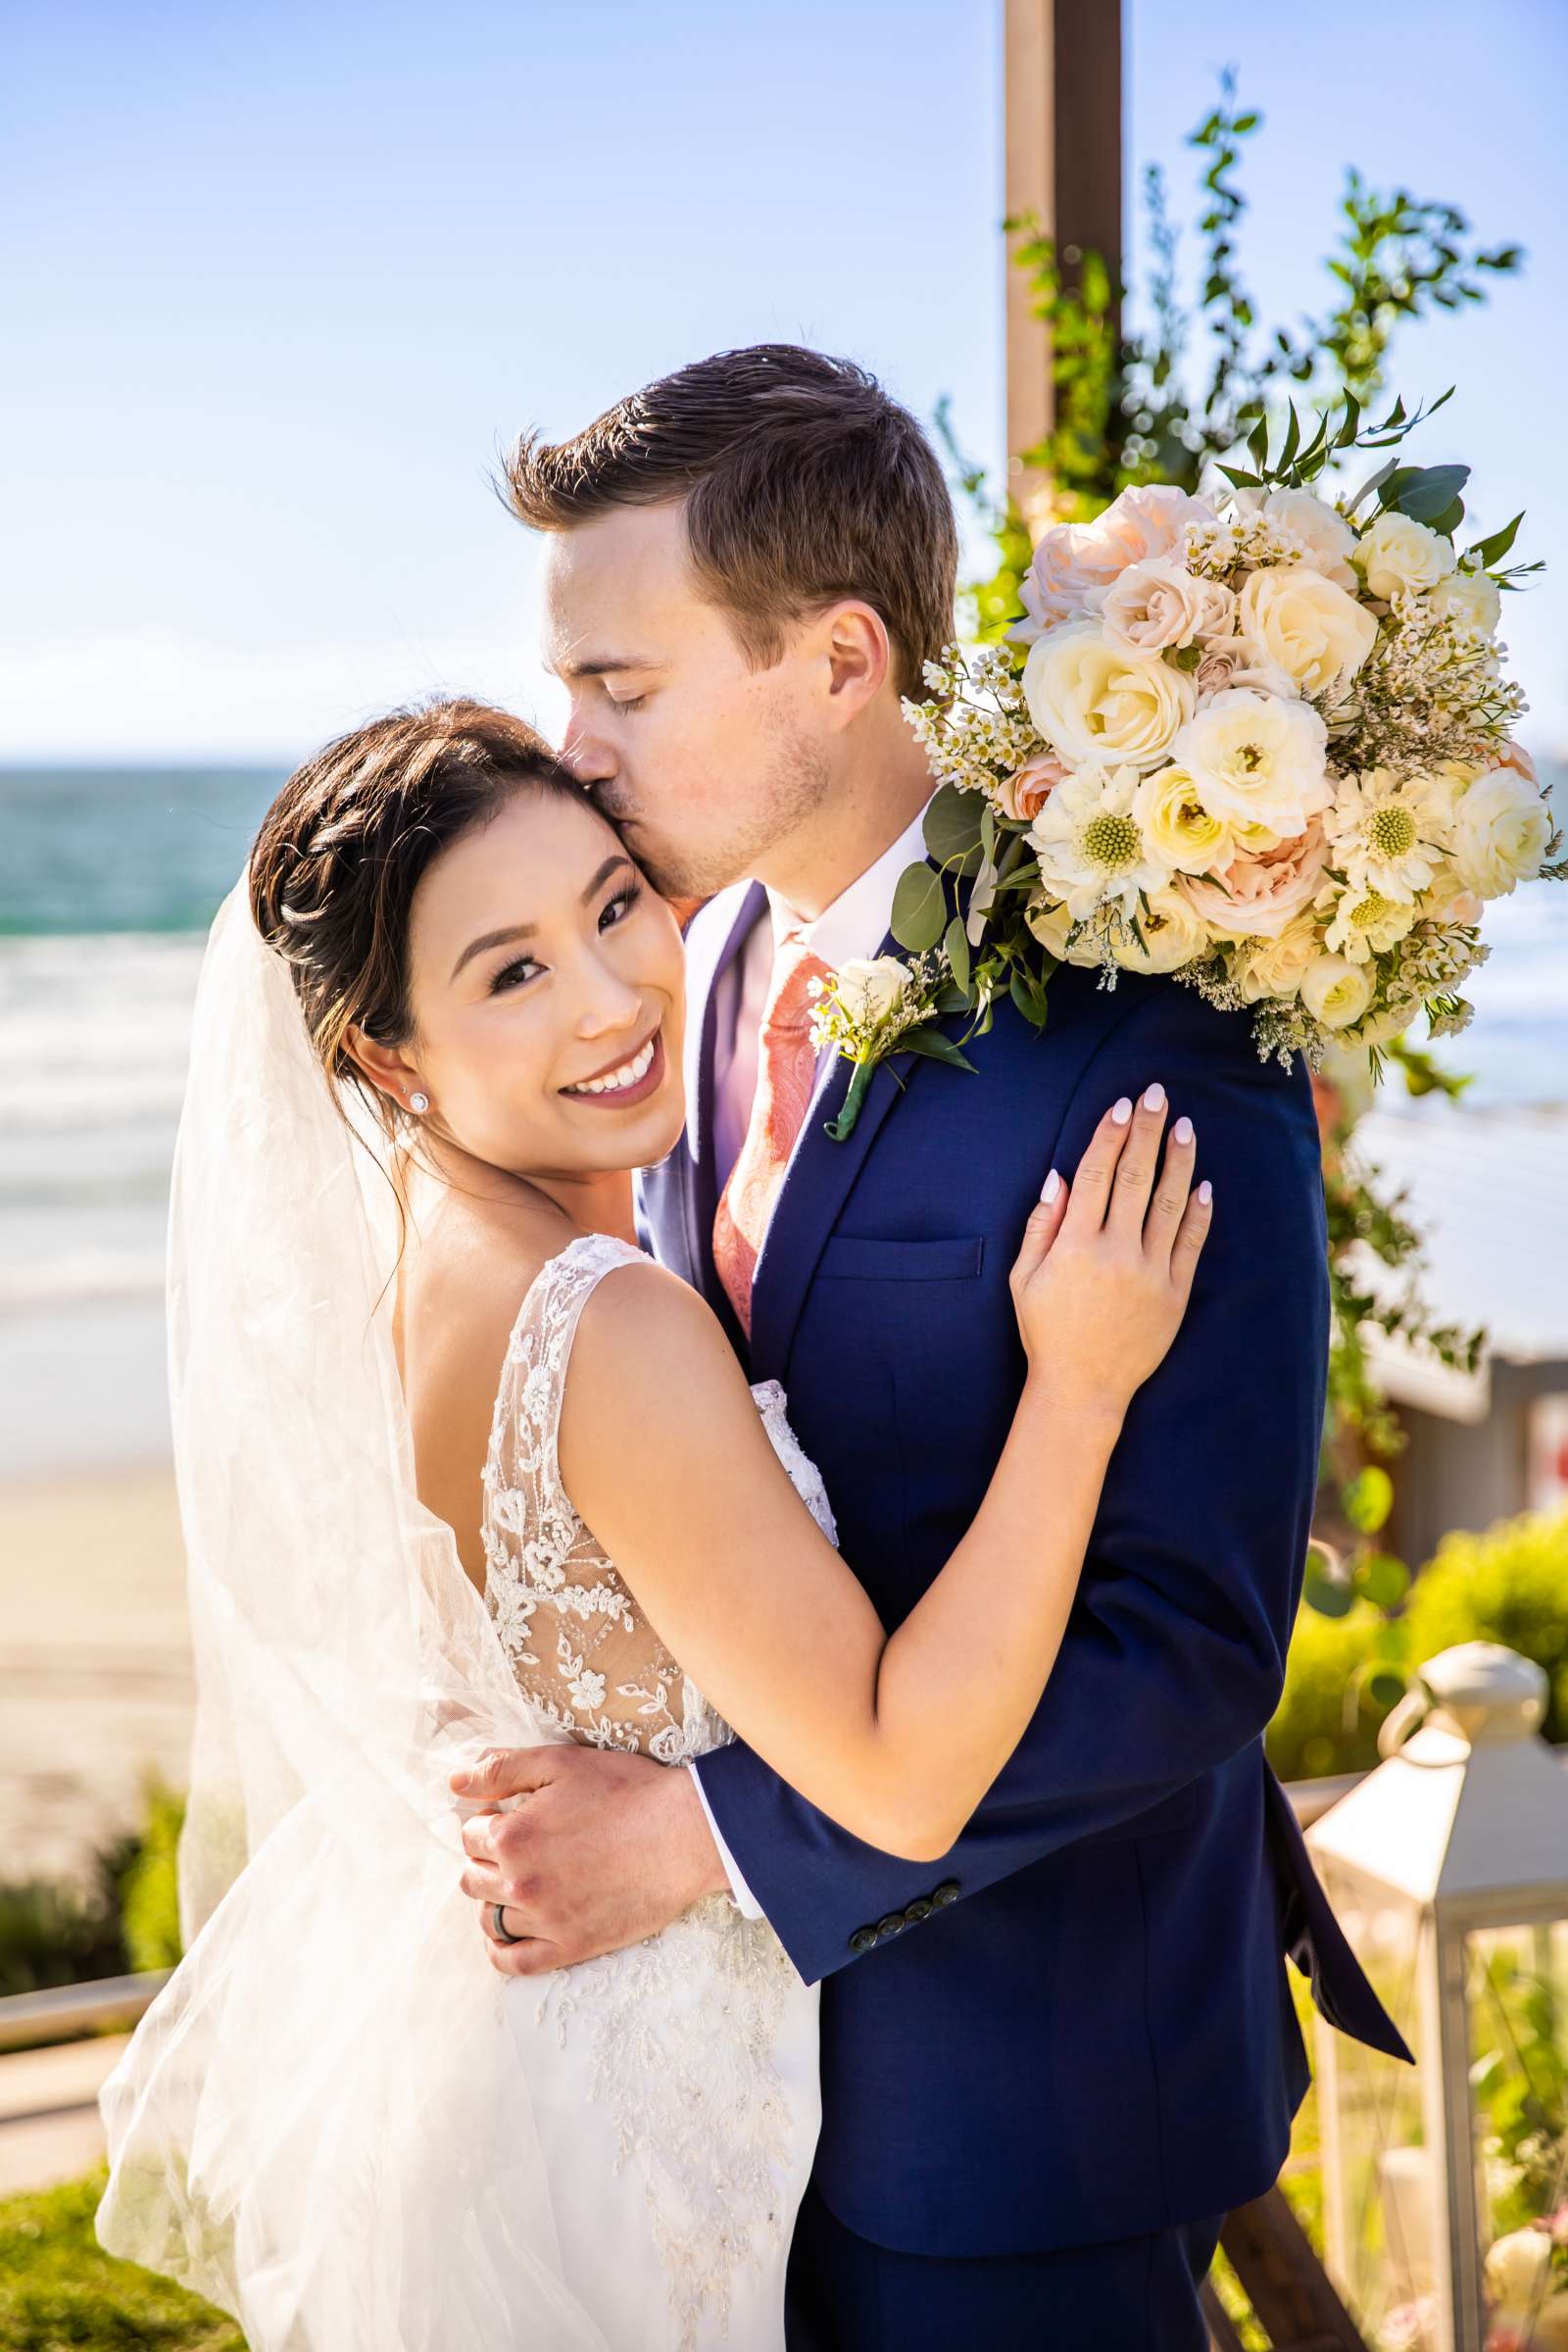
<box><xmin>1262</xmin><ymin>488</ymin><xmax>1359</xmax><ymax>590</ymax></box>
<box><xmin>1134</xmin><ymin>762</ymin><xmax>1236</xmax><ymax>875</ymax></box>
<box><xmin>1300</xmin><ymin>952</ymin><xmax>1375</xmax><ymax>1030</ymax></box>
<box><xmin>1013</xmin><ymin>485</ymin><xmax>1216</xmax><ymax>637</ymax></box>
<box><xmin>833</xmin><ymin>955</ymin><xmax>910</xmax><ymax>1027</ymax></box>
<box><xmin>1098</xmin><ymin>558</ymin><xmax>1236</xmax><ymax>654</ymax></box>
<box><xmin>1237</xmin><ymin>564</ymin><xmax>1379</xmax><ymax>699</ymax></box>
<box><xmin>1021</xmin><ymin>620</ymin><xmax>1197</xmax><ymax>772</ymax></box>
<box><xmin>1429</xmin><ymin>564</ymin><xmax>1502</xmax><ymax>634</ymax></box>
<box><xmin>1234</xmin><ymin>911</ymin><xmax>1320</xmax><ymax>1004</ymax></box>
<box><xmin>1450</xmin><ymin>763</ymin><xmax>1554</xmax><ymax>899</ymax></box>
<box><xmin>1109</xmin><ymin>887</ymin><xmax>1210</xmax><ymax>974</ymax></box>
<box><xmin>1026</xmin><ymin>899</ymin><xmax>1076</xmax><ymax>959</ymax></box>
<box><xmin>1357</xmin><ymin>509</ymin><xmax>1458</xmax><ymax>600</ymax></box>
<box><xmin>1172</xmin><ymin>687</ymin><xmax>1332</xmax><ymax>835</ymax></box>
<box><xmin>1029</xmin><ymin>763</ymin><xmax>1174</xmax><ymax>921</ymax></box>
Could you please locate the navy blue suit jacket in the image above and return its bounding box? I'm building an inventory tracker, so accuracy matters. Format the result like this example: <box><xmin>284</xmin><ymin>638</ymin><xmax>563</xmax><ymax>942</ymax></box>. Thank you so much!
<box><xmin>638</xmin><ymin>880</ymin><xmax>1408</xmax><ymax>2259</ymax></box>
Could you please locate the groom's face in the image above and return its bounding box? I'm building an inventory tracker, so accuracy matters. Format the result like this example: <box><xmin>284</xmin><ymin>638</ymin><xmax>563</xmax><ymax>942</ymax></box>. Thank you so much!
<box><xmin>542</xmin><ymin>502</ymin><xmax>831</xmax><ymax>902</ymax></box>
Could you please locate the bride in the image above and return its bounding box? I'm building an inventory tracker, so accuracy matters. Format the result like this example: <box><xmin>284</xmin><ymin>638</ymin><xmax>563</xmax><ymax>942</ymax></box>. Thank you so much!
<box><xmin>96</xmin><ymin>698</ymin><xmax>1212</xmax><ymax>2350</ymax></box>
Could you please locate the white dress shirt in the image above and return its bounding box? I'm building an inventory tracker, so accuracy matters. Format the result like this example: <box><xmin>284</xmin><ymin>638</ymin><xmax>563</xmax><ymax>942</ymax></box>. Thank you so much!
<box><xmin>690</xmin><ymin>798</ymin><xmax>935</xmax><ymax>1917</ymax></box>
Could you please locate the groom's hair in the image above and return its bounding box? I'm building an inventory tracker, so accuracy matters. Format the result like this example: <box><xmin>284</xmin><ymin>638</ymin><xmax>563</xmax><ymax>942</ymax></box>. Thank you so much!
<box><xmin>502</xmin><ymin>344</ymin><xmax>958</xmax><ymax>698</ymax></box>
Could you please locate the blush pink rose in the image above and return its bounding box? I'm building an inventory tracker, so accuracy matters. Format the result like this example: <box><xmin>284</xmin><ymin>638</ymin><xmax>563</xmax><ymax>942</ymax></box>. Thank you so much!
<box><xmin>1178</xmin><ymin>819</ymin><xmax>1330</xmax><ymax>940</ymax></box>
<box><xmin>1014</xmin><ymin>485</ymin><xmax>1216</xmax><ymax>638</ymax></box>
<box><xmin>998</xmin><ymin>754</ymin><xmax>1069</xmax><ymax>824</ymax></box>
<box><xmin>1494</xmin><ymin>740</ymin><xmax>1540</xmax><ymax>786</ymax></box>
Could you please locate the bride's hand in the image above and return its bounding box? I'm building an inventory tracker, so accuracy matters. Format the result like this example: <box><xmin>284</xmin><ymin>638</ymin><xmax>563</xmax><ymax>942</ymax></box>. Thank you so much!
<box><xmin>1007</xmin><ymin>1083</ymin><xmax>1211</xmax><ymax>1414</ymax></box>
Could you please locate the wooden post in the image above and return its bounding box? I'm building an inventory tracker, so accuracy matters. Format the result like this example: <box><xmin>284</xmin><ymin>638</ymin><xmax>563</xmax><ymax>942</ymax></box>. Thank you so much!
<box><xmin>1003</xmin><ymin>0</ymin><xmax>1123</xmax><ymax>509</ymax></box>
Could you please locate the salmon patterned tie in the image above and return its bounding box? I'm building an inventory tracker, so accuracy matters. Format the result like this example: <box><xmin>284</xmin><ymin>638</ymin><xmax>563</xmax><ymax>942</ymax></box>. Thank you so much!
<box><xmin>712</xmin><ymin>930</ymin><xmax>831</xmax><ymax>1339</ymax></box>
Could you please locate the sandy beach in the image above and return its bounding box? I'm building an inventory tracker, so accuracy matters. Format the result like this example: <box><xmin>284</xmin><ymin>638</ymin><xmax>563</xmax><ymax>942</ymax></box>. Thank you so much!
<box><xmin>0</xmin><ymin>1462</ymin><xmax>193</xmax><ymax>1886</ymax></box>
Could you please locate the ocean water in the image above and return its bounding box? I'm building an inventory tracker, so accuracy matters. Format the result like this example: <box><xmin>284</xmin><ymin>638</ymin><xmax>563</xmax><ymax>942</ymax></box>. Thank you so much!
<box><xmin>2</xmin><ymin>762</ymin><xmax>1566</xmax><ymax>1475</ymax></box>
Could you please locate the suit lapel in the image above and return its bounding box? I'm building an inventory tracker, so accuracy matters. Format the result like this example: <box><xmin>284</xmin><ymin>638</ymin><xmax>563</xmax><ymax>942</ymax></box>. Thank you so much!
<box><xmin>748</xmin><ymin>910</ymin><xmax>938</xmax><ymax>1384</ymax></box>
<box><xmin>681</xmin><ymin>881</ymin><xmax>766</xmax><ymax>1341</ymax></box>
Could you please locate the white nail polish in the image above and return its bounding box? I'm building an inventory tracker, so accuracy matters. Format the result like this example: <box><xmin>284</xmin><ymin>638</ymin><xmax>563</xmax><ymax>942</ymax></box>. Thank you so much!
<box><xmin>1143</xmin><ymin>1082</ymin><xmax>1165</xmax><ymax>1112</ymax></box>
<box><xmin>1042</xmin><ymin>1169</ymin><xmax>1061</xmax><ymax>1203</ymax></box>
<box><xmin>1199</xmin><ymin>1180</ymin><xmax>1212</xmax><ymax>1205</ymax></box>
<box><xmin>1174</xmin><ymin>1116</ymin><xmax>1194</xmax><ymax>1146</ymax></box>
<box><xmin>1111</xmin><ymin>1097</ymin><xmax>1133</xmax><ymax>1126</ymax></box>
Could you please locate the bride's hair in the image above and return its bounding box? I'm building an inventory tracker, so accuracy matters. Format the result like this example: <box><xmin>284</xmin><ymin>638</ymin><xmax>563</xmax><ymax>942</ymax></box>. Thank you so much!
<box><xmin>248</xmin><ymin>697</ymin><xmax>579</xmax><ymax>1136</ymax></box>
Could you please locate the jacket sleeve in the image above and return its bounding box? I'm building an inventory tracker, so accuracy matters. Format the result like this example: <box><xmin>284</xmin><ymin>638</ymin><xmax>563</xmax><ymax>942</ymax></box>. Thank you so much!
<box><xmin>692</xmin><ymin>987</ymin><xmax>1329</xmax><ymax>1986</ymax></box>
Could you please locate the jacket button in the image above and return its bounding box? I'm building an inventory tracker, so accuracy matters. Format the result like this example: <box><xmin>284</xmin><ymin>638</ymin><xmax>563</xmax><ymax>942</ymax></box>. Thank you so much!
<box><xmin>904</xmin><ymin>1897</ymin><xmax>933</xmax><ymax>1924</ymax></box>
<box><xmin>876</xmin><ymin>1913</ymin><xmax>906</xmax><ymax>1940</ymax></box>
<box><xmin>931</xmin><ymin>1881</ymin><xmax>960</xmax><ymax>1908</ymax></box>
<box><xmin>849</xmin><ymin>1927</ymin><xmax>877</xmax><ymax>1955</ymax></box>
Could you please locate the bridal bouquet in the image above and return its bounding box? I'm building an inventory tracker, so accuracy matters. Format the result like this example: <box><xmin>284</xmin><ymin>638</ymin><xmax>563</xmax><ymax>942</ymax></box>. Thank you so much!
<box><xmin>813</xmin><ymin>391</ymin><xmax>1560</xmax><ymax>1140</ymax></box>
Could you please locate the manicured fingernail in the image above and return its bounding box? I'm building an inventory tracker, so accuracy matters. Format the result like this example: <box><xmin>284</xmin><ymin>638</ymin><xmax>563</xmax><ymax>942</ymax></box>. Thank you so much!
<box><xmin>1174</xmin><ymin>1116</ymin><xmax>1194</xmax><ymax>1146</ymax></box>
<box><xmin>1042</xmin><ymin>1169</ymin><xmax>1061</xmax><ymax>1203</ymax></box>
<box><xmin>1143</xmin><ymin>1083</ymin><xmax>1165</xmax><ymax>1112</ymax></box>
<box><xmin>1111</xmin><ymin>1097</ymin><xmax>1133</xmax><ymax>1125</ymax></box>
<box><xmin>1199</xmin><ymin>1181</ymin><xmax>1212</xmax><ymax>1205</ymax></box>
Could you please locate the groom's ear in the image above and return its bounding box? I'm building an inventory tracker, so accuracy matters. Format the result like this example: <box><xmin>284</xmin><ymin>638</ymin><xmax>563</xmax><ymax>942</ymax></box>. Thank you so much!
<box><xmin>817</xmin><ymin>600</ymin><xmax>893</xmax><ymax>730</ymax></box>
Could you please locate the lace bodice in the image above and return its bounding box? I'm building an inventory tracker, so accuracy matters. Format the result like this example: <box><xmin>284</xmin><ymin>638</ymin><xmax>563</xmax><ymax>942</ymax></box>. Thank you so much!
<box><xmin>480</xmin><ymin>1231</ymin><xmax>837</xmax><ymax>1764</ymax></box>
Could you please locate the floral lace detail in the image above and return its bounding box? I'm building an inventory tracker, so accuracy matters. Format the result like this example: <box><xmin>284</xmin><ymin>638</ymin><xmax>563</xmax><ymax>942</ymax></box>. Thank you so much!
<box><xmin>480</xmin><ymin>1231</ymin><xmax>835</xmax><ymax>2347</ymax></box>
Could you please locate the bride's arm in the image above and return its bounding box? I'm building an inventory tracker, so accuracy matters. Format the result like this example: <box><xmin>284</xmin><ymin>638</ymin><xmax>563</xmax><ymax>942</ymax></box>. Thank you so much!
<box><xmin>560</xmin><ymin>1087</ymin><xmax>1208</xmax><ymax>1864</ymax></box>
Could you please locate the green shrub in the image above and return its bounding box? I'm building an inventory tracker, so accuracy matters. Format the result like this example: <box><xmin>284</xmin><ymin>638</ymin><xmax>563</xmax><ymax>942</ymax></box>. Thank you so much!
<box><xmin>0</xmin><ymin>1776</ymin><xmax>186</xmax><ymax>1996</ymax></box>
<box><xmin>0</xmin><ymin>2168</ymin><xmax>244</xmax><ymax>2350</ymax></box>
<box><xmin>1269</xmin><ymin>1505</ymin><xmax>1568</xmax><ymax>1783</ymax></box>
<box><xmin>120</xmin><ymin>1778</ymin><xmax>186</xmax><ymax>1974</ymax></box>
<box><xmin>1402</xmin><ymin>1507</ymin><xmax>1568</xmax><ymax>1743</ymax></box>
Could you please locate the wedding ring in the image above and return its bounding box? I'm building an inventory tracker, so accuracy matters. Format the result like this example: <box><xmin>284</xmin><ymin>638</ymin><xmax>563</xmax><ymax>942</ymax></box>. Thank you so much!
<box><xmin>492</xmin><ymin>1901</ymin><xmax>524</xmax><ymax>1945</ymax></box>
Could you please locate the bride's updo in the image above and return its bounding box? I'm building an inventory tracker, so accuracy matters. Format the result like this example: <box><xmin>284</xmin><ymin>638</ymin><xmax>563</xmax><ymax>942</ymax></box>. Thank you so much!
<box><xmin>249</xmin><ymin>698</ymin><xmax>581</xmax><ymax>1132</ymax></box>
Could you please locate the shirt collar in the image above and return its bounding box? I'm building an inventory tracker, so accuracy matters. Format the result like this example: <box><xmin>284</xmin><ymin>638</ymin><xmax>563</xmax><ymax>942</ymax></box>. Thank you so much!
<box><xmin>766</xmin><ymin>795</ymin><xmax>935</xmax><ymax>972</ymax></box>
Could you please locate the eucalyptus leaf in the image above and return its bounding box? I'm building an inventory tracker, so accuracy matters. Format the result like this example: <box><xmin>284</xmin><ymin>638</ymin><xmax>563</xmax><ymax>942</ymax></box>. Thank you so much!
<box><xmin>899</xmin><ymin>1025</ymin><xmax>977</xmax><ymax>1074</ymax></box>
<box><xmin>890</xmin><ymin>862</ymin><xmax>946</xmax><ymax>954</ymax></box>
<box><xmin>923</xmin><ymin>783</ymin><xmax>986</xmax><ymax>867</ymax></box>
<box><xmin>944</xmin><ymin>916</ymin><xmax>971</xmax><ymax>995</ymax></box>
<box><xmin>1472</xmin><ymin>509</ymin><xmax>1524</xmax><ymax>568</ymax></box>
<box><xmin>1394</xmin><ymin>463</ymin><xmax>1470</xmax><ymax>522</ymax></box>
<box><xmin>980</xmin><ymin>804</ymin><xmax>998</xmax><ymax>862</ymax></box>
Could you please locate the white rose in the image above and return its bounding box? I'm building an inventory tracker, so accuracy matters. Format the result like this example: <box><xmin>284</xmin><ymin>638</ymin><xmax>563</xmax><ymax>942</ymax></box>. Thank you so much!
<box><xmin>1134</xmin><ymin>763</ymin><xmax>1236</xmax><ymax>874</ymax></box>
<box><xmin>1357</xmin><ymin>510</ymin><xmax>1458</xmax><ymax>600</ymax></box>
<box><xmin>1022</xmin><ymin>620</ymin><xmax>1197</xmax><ymax>772</ymax></box>
<box><xmin>1450</xmin><ymin>764</ymin><xmax>1554</xmax><ymax>899</ymax></box>
<box><xmin>1484</xmin><ymin>2227</ymin><xmax>1553</xmax><ymax>2313</ymax></box>
<box><xmin>1110</xmin><ymin>888</ymin><xmax>1209</xmax><ymax>975</ymax></box>
<box><xmin>1099</xmin><ymin>559</ymin><xmax>1236</xmax><ymax>654</ymax></box>
<box><xmin>1173</xmin><ymin>687</ymin><xmax>1332</xmax><ymax>835</ymax></box>
<box><xmin>1429</xmin><ymin>565</ymin><xmax>1502</xmax><ymax>634</ymax></box>
<box><xmin>1237</xmin><ymin>564</ymin><xmax>1379</xmax><ymax>698</ymax></box>
<box><xmin>1026</xmin><ymin>899</ymin><xmax>1076</xmax><ymax>959</ymax></box>
<box><xmin>1263</xmin><ymin>488</ymin><xmax>1359</xmax><ymax>589</ymax></box>
<box><xmin>1235</xmin><ymin>912</ymin><xmax>1321</xmax><ymax>1004</ymax></box>
<box><xmin>1300</xmin><ymin>953</ymin><xmax>1375</xmax><ymax>1030</ymax></box>
<box><xmin>833</xmin><ymin>955</ymin><xmax>909</xmax><ymax>1026</ymax></box>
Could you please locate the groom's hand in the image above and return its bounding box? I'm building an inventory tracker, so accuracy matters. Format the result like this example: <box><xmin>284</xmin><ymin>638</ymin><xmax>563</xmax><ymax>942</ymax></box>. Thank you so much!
<box><xmin>451</xmin><ymin>1746</ymin><xmax>731</xmax><ymax>1975</ymax></box>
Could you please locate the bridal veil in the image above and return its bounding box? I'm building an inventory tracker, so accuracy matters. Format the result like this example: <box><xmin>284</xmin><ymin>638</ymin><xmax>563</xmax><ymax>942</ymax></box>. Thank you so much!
<box><xmin>94</xmin><ymin>881</ymin><xmax>609</xmax><ymax>2349</ymax></box>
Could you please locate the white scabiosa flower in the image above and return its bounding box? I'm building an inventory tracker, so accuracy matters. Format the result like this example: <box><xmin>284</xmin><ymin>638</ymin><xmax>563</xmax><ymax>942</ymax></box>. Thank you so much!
<box><xmin>1325</xmin><ymin>767</ymin><xmax>1446</xmax><ymax>903</ymax></box>
<box><xmin>1172</xmin><ymin>687</ymin><xmax>1332</xmax><ymax>835</ymax></box>
<box><xmin>1029</xmin><ymin>764</ymin><xmax>1173</xmax><ymax>921</ymax></box>
<box><xmin>1021</xmin><ymin>620</ymin><xmax>1197</xmax><ymax>771</ymax></box>
<box><xmin>1322</xmin><ymin>884</ymin><xmax>1421</xmax><ymax>964</ymax></box>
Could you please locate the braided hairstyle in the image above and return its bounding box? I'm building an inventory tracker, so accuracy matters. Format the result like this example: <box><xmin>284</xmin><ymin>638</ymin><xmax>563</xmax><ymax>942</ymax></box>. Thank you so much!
<box><xmin>248</xmin><ymin>698</ymin><xmax>580</xmax><ymax>1138</ymax></box>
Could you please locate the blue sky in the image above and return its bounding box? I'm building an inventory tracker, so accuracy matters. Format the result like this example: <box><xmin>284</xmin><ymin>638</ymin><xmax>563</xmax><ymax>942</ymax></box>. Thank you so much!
<box><xmin>5</xmin><ymin>0</ymin><xmax>1564</xmax><ymax>762</ymax></box>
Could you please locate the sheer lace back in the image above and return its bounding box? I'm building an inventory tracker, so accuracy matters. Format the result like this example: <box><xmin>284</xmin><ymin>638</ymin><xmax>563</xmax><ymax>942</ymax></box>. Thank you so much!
<box><xmin>482</xmin><ymin>1235</ymin><xmax>710</xmax><ymax>1762</ymax></box>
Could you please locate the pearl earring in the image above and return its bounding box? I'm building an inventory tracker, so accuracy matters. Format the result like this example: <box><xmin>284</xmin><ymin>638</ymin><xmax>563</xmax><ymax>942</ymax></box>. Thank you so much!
<box><xmin>409</xmin><ymin>1091</ymin><xmax>430</xmax><ymax>1115</ymax></box>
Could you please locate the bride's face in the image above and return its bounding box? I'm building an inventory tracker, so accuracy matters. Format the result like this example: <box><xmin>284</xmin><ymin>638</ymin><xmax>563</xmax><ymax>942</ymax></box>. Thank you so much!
<box><xmin>402</xmin><ymin>786</ymin><xmax>687</xmax><ymax>1180</ymax></box>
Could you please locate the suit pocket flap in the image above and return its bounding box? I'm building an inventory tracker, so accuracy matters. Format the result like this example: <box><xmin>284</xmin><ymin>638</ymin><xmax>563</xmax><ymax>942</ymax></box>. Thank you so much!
<box><xmin>818</xmin><ymin>1236</ymin><xmax>985</xmax><ymax>1283</ymax></box>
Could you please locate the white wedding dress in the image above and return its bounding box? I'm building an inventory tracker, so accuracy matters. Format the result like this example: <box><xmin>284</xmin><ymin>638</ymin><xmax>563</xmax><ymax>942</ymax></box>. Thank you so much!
<box><xmin>478</xmin><ymin>1231</ymin><xmax>826</xmax><ymax>2350</ymax></box>
<box><xmin>94</xmin><ymin>887</ymin><xmax>823</xmax><ymax>2352</ymax></box>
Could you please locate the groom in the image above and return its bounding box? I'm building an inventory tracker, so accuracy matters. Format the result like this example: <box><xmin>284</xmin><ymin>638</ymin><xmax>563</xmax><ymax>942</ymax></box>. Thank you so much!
<box><xmin>458</xmin><ymin>345</ymin><xmax>1407</xmax><ymax>2346</ymax></box>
